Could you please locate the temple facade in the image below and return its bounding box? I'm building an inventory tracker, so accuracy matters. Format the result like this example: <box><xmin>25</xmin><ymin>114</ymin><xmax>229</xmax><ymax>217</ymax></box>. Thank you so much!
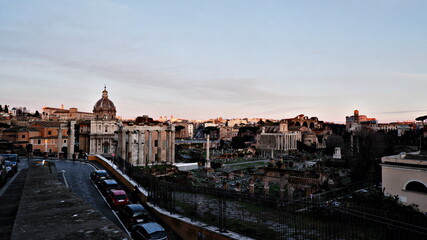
<box><xmin>115</xmin><ymin>123</ymin><xmax>176</xmax><ymax>166</ymax></box>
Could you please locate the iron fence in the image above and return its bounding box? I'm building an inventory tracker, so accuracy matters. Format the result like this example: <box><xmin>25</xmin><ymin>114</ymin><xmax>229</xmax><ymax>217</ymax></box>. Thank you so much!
<box><xmin>116</xmin><ymin>158</ymin><xmax>427</xmax><ymax>240</ymax></box>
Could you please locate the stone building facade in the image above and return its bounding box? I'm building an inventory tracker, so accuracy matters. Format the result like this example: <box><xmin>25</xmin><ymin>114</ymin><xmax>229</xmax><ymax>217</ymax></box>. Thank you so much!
<box><xmin>286</xmin><ymin>114</ymin><xmax>324</xmax><ymax>129</ymax></box>
<box><xmin>89</xmin><ymin>87</ymin><xmax>118</xmax><ymax>156</ymax></box>
<box><xmin>116</xmin><ymin>123</ymin><xmax>175</xmax><ymax>166</ymax></box>
<box><xmin>42</xmin><ymin>105</ymin><xmax>94</xmax><ymax>120</ymax></box>
<box><xmin>257</xmin><ymin>122</ymin><xmax>301</xmax><ymax>152</ymax></box>
<box><xmin>89</xmin><ymin>120</ymin><xmax>118</xmax><ymax>155</ymax></box>
<box><xmin>381</xmin><ymin>152</ymin><xmax>427</xmax><ymax>213</ymax></box>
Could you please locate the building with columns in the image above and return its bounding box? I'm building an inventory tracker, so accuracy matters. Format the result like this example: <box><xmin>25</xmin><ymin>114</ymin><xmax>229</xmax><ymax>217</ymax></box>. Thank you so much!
<box><xmin>257</xmin><ymin>121</ymin><xmax>301</xmax><ymax>152</ymax></box>
<box><xmin>115</xmin><ymin>122</ymin><xmax>175</xmax><ymax>166</ymax></box>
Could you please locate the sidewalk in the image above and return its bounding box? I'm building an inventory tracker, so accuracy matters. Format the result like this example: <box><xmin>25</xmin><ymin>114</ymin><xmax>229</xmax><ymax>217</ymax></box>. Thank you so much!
<box><xmin>0</xmin><ymin>169</ymin><xmax>28</xmax><ymax>239</ymax></box>
<box><xmin>10</xmin><ymin>161</ymin><xmax>128</xmax><ymax>240</ymax></box>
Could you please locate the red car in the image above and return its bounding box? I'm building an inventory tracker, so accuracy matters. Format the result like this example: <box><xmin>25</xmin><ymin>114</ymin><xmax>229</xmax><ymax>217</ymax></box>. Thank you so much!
<box><xmin>107</xmin><ymin>189</ymin><xmax>129</xmax><ymax>209</ymax></box>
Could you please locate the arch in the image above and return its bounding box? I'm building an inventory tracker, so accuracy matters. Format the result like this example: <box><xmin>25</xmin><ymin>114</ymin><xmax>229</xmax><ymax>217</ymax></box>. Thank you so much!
<box><xmin>303</xmin><ymin>122</ymin><xmax>308</xmax><ymax>127</ymax></box>
<box><xmin>309</xmin><ymin>122</ymin><xmax>315</xmax><ymax>129</ymax></box>
<box><xmin>103</xmin><ymin>141</ymin><xmax>110</xmax><ymax>154</ymax></box>
<box><xmin>404</xmin><ymin>180</ymin><xmax>427</xmax><ymax>193</ymax></box>
<box><xmin>295</xmin><ymin>122</ymin><xmax>301</xmax><ymax>127</ymax></box>
<box><xmin>293</xmin><ymin>188</ymin><xmax>306</xmax><ymax>199</ymax></box>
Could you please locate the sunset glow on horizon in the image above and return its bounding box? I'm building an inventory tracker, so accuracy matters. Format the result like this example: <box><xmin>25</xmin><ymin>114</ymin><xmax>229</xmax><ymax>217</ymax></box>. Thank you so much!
<box><xmin>1</xmin><ymin>0</ymin><xmax>426</xmax><ymax>123</ymax></box>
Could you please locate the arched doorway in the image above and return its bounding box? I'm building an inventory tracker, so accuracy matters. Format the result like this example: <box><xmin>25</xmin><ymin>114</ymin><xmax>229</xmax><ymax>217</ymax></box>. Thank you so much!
<box><xmin>103</xmin><ymin>141</ymin><xmax>110</xmax><ymax>154</ymax></box>
<box><xmin>293</xmin><ymin>188</ymin><xmax>306</xmax><ymax>199</ymax></box>
<box><xmin>405</xmin><ymin>181</ymin><xmax>427</xmax><ymax>193</ymax></box>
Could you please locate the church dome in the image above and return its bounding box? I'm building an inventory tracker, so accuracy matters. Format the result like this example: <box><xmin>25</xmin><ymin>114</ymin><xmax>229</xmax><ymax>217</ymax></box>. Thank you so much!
<box><xmin>93</xmin><ymin>86</ymin><xmax>117</xmax><ymax>120</ymax></box>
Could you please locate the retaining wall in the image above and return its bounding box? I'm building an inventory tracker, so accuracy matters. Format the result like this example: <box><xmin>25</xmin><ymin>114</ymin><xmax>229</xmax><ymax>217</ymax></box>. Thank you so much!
<box><xmin>90</xmin><ymin>155</ymin><xmax>251</xmax><ymax>240</ymax></box>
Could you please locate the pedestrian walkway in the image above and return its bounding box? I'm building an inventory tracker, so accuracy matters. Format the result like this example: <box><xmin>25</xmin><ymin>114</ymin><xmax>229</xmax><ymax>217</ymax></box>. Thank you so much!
<box><xmin>0</xmin><ymin>169</ymin><xmax>28</xmax><ymax>239</ymax></box>
<box><xmin>9</xmin><ymin>161</ymin><xmax>128</xmax><ymax>240</ymax></box>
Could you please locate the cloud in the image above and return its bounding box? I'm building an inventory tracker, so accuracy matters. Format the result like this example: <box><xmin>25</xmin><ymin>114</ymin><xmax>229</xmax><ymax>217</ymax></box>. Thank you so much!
<box><xmin>380</xmin><ymin>109</ymin><xmax>427</xmax><ymax>114</ymax></box>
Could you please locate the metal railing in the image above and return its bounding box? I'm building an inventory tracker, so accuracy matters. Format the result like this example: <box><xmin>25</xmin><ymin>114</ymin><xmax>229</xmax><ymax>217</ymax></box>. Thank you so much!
<box><xmin>115</xmin><ymin>158</ymin><xmax>427</xmax><ymax>240</ymax></box>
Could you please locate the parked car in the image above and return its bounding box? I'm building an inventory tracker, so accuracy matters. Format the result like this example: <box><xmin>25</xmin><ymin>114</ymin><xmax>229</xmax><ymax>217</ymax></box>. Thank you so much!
<box><xmin>90</xmin><ymin>170</ymin><xmax>110</xmax><ymax>184</ymax></box>
<box><xmin>5</xmin><ymin>160</ymin><xmax>18</xmax><ymax>174</ymax></box>
<box><xmin>99</xmin><ymin>179</ymin><xmax>120</xmax><ymax>195</ymax></box>
<box><xmin>107</xmin><ymin>189</ymin><xmax>130</xmax><ymax>209</ymax></box>
<box><xmin>5</xmin><ymin>165</ymin><xmax>13</xmax><ymax>178</ymax></box>
<box><xmin>122</xmin><ymin>204</ymin><xmax>149</xmax><ymax>229</ymax></box>
<box><xmin>0</xmin><ymin>156</ymin><xmax>6</xmax><ymax>186</ymax></box>
<box><xmin>131</xmin><ymin>222</ymin><xmax>167</xmax><ymax>240</ymax></box>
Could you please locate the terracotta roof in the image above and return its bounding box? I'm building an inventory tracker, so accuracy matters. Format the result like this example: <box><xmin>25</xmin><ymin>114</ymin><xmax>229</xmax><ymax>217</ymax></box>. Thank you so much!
<box><xmin>31</xmin><ymin>121</ymin><xmax>63</xmax><ymax>127</ymax></box>
<box><xmin>2</xmin><ymin>126</ymin><xmax>39</xmax><ymax>132</ymax></box>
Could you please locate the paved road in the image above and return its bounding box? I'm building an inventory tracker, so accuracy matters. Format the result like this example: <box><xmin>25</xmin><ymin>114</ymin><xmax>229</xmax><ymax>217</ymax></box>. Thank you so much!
<box><xmin>54</xmin><ymin>160</ymin><xmax>125</xmax><ymax>230</ymax></box>
<box><xmin>224</xmin><ymin>159</ymin><xmax>269</xmax><ymax>166</ymax></box>
<box><xmin>90</xmin><ymin>161</ymin><xmax>182</xmax><ymax>240</ymax></box>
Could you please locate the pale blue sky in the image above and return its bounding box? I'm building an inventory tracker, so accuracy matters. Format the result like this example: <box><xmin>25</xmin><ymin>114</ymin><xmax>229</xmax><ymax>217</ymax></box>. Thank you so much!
<box><xmin>0</xmin><ymin>0</ymin><xmax>426</xmax><ymax>122</ymax></box>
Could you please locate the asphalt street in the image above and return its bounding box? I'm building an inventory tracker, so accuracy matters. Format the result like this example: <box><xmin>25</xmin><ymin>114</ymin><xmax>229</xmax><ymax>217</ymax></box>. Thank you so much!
<box><xmin>54</xmin><ymin>160</ymin><xmax>125</xmax><ymax>230</ymax></box>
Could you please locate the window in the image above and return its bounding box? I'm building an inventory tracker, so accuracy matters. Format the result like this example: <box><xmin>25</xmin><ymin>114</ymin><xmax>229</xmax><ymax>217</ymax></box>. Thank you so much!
<box><xmin>405</xmin><ymin>181</ymin><xmax>427</xmax><ymax>194</ymax></box>
<box><xmin>64</xmin><ymin>140</ymin><xmax>67</xmax><ymax>144</ymax></box>
<box><xmin>154</xmin><ymin>140</ymin><xmax>158</xmax><ymax>147</ymax></box>
<box><xmin>22</xmin><ymin>135</ymin><xmax>25</xmax><ymax>138</ymax></box>
<box><xmin>105</xmin><ymin>126</ymin><xmax>108</xmax><ymax>132</ymax></box>
<box><xmin>48</xmin><ymin>131</ymin><xmax>52</xmax><ymax>135</ymax></box>
<box><xmin>37</xmin><ymin>140</ymin><xmax>41</xmax><ymax>144</ymax></box>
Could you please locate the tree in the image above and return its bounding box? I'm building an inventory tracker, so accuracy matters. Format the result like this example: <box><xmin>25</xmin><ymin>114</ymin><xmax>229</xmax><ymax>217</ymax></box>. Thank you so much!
<box><xmin>34</xmin><ymin>110</ymin><xmax>41</xmax><ymax>118</ymax></box>
<box><xmin>346</xmin><ymin>129</ymin><xmax>389</xmax><ymax>182</ymax></box>
<box><xmin>4</xmin><ymin>105</ymin><xmax>8</xmax><ymax>113</ymax></box>
<box><xmin>204</xmin><ymin>126</ymin><xmax>219</xmax><ymax>139</ymax></box>
<box><xmin>231</xmin><ymin>136</ymin><xmax>246</xmax><ymax>149</ymax></box>
<box><xmin>325</xmin><ymin>134</ymin><xmax>343</xmax><ymax>155</ymax></box>
<box><xmin>0</xmin><ymin>105</ymin><xmax>2</xmax><ymax>112</ymax></box>
<box><xmin>175</xmin><ymin>125</ymin><xmax>185</xmax><ymax>138</ymax></box>
<box><xmin>416</xmin><ymin>115</ymin><xmax>427</xmax><ymax>125</ymax></box>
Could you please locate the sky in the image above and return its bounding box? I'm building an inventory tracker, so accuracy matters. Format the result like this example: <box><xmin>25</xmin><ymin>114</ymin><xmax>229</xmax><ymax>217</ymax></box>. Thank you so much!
<box><xmin>0</xmin><ymin>0</ymin><xmax>426</xmax><ymax>123</ymax></box>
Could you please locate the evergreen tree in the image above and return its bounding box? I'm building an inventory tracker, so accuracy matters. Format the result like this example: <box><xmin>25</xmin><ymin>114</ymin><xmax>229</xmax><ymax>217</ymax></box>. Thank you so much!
<box><xmin>34</xmin><ymin>110</ymin><xmax>40</xmax><ymax>118</ymax></box>
<box><xmin>4</xmin><ymin>105</ymin><xmax>8</xmax><ymax>113</ymax></box>
<box><xmin>0</xmin><ymin>105</ymin><xmax>2</xmax><ymax>112</ymax></box>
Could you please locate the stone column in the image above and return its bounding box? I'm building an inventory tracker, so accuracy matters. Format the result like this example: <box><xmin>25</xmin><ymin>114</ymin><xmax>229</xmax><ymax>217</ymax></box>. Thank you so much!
<box><xmin>263</xmin><ymin>179</ymin><xmax>269</xmax><ymax>196</ymax></box>
<box><xmin>128</xmin><ymin>131</ymin><xmax>134</xmax><ymax>164</ymax></box>
<box><xmin>279</xmin><ymin>180</ymin><xmax>287</xmax><ymax>199</ymax></box>
<box><xmin>92</xmin><ymin>137</ymin><xmax>96</xmax><ymax>154</ymax></box>
<box><xmin>205</xmin><ymin>134</ymin><xmax>211</xmax><ymax>168</ymax></box>
<box><xmin>165</xmin><ymin>130</ymin><xmax>170</xmax><ymax>164</ymax></box>
<box><xmin>288</xmin><ymin>184</ymin><xmax>294</xmax><ymax>200</ymax></box>
<box><xmin>57</xmin><ymin>124</ymin><xmax>63</xmax><ymax>158</ymax></box>
<box><xmin>249</xmin><ymin>178</ymin><xmax>255</xmax><ymax>195</ymax></box>
<box><xmin>67</xmin><ymin>121</ymin><xmax>76</xmax><ymax>159</ymax></box>
<box><xmin>138</xmin><ymin>130</ymin><xmax>143</xmax><ymax>166</ymax></box>
<box><xmin>89</xmin><ymin>137</ymin><xmax>93</xmax><ymax>154</ymax></box>
<box><xmin>121</xmin><ymin>129</ymin><xmax>126</xmax><ymax>159</ymax></box>
<box><xmin>171</xmin><ymin>129</ymin><xmax>175</xmax><ymax>164</ymax></box>
<box><xmin>157</xmin><ymin>130</ymin><xmax>162</xmax><ymax>163</ymax></box>
<box><xmin>147</xmin><ymin>130</ymin><xmax>152</xmax><ymax>164</ymax></box>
